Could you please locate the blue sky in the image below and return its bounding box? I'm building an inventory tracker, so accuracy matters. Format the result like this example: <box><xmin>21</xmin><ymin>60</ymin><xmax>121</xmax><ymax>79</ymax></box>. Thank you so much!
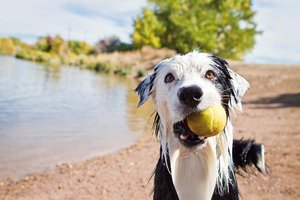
<box><xmin>0</xmin><ymin>0</ymin><xmax>299</xmax><ymax>64</ymax></box>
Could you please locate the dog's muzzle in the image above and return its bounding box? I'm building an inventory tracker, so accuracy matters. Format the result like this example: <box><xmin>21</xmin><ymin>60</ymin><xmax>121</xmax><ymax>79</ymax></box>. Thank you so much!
<box><xmin>174</xmin><ymin>85</ymin><xmax>207</xmax><ymax>147</ymax></box>
<box><xmin>173</xmin><ymin>119</ymin><xmax>207</xmax><ymax>148</ymax></box>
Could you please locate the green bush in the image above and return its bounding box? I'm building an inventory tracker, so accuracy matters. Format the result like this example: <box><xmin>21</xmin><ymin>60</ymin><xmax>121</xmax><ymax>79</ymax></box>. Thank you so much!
<box><xmin>94</xmin><ymin>62</ymin><xmax>112</xmax><ymax>73</ymax></box>
<box><xmin>36</xmin><ymin>37</ymin><xmax>51</xmax><ymax>52</ymax></box>
<box><xmin>68</xmin><ymin>41</ymin><xmax>94</xmax><ymax>55</ymax></box>
<box><xmin>114</xmin><ymin>66</ymin><xmax>132</xmax><ymax>76</ymax></box>
<box><xmin>0</xmin><ymin>38</ymin><xmax>16</xmax><ymax>55</ymax></box>
<box><xmin>50</xmin><ymin>35</ymin><xmax>68</xmax><ymax>56</ymax></box>
<box><xmin>137</xmin><ymin>69</ymin><xmax>147</xmax><ymax>77</ymax></box>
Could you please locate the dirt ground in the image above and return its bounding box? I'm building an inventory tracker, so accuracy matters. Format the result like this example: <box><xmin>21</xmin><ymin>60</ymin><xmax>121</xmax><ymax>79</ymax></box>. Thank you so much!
<box><xmin>0</xmin><ymin>62</ymin><xmax>299</xmax><ymax>200</ymax></box>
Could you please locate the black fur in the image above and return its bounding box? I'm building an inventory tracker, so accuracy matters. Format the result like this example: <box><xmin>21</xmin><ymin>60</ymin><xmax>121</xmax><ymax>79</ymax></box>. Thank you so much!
<box><xmin>210</xmin><ymin>55</ymin><xmax>237</xmax><ymax>114</ymax></box>
<box><xmin>233</xmin><ymin>139</ymin><xmax>265</xmax><ymax>173</ymax></box>
<box><xmin>134</xmin><ymin>63</ymin><xmax>162</xmax><ymax>107</ymax></box>
<box><xmin>134</xmin><ymin>73</ymin><xmax>156</xmax><ymax>107</ymax></box>
<box><xmin>153</xmin><ymin>147</ymin><xmax>179</xmax><ymax>200</ymax></box>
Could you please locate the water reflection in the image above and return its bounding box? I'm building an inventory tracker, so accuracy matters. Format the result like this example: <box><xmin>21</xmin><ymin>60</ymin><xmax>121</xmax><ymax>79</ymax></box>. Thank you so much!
<box><xmin>0</xmin><ymin>56</ymin><xmax>154</xmax><ymax>178</ymax></box>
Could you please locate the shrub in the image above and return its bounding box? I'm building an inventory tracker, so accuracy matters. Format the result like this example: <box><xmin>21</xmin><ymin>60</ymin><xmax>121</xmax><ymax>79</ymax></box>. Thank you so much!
<box><xmin>114</xmin><ymin>66</ymin><xmax>132</xmax><ymax>76</ymax></box>
<box><xmin>137</xmin><ymin>69</ymin><xmax>147</xmax><ymax>77</ymax></box>
<box><xmin>16</xmin><ymin>49</ymin><xmax>52</xmax><ymax>62</ymax></box>
<box><xmin>68</xmin><ymin>41</ymin><xmax>94</xmax><ymax>55</ymax></box>
<box><xmin>94</xmin><ymin>62</ymin><xmax>112</xmax><ymax>73</ymax></box>
<box><xmin>36</xmin><ymin>36</ymin><xmax>51</xmax><ymax>52</ymax></box>
<box><xmin>0</xmin><ymin>38</ymin><xmax>16</xmax><ymax>55</ymax></box>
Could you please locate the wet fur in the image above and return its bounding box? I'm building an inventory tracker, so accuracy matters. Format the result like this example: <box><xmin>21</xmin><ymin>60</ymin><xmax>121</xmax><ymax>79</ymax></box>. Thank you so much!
<box><xmin>135</xmin><ymin>51</ymin><xmax>264</xmax><ymax>200</ymax></box>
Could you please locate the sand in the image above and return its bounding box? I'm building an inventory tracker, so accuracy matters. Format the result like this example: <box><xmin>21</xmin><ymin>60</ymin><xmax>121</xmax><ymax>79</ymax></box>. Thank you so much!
<box><xmin>0</xmin><ymin>63</ymin><xmax>299</xmax><ymax>200</ymax></box>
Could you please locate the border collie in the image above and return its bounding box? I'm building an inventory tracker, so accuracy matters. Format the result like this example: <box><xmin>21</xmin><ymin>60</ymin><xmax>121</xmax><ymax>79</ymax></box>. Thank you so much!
<box><xmin>135</xmin><ymin>51</ymin><xmax>265</xmax><ymax>200</ymax></box>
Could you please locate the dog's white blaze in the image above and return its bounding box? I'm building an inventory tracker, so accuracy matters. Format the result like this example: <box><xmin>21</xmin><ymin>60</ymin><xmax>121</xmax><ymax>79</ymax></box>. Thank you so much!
<box><xmin>168</xmin><ymin>136</ymin><xmax>218</xmax><ymax>200</ymax></box>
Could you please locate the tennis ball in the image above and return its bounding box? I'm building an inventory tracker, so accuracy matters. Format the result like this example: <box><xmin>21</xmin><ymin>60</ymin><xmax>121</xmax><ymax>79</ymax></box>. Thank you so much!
<box><xmin>187</xmin><ymin>104</ymin><xmax>227</xmax><ymax>137</ymax></box>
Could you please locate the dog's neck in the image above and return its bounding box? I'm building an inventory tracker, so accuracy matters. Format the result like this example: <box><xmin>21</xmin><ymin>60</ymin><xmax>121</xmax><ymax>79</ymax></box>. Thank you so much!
<box><xmin>167</xmin><ymin>136</ymin><xmax>219</xmax><ymax>200</ymax></box>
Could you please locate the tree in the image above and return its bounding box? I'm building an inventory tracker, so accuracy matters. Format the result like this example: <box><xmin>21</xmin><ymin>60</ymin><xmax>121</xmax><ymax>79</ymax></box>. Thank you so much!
<box><xmin>35</xmin><ymin>36</ymin><xmax>51</xmax><ymax>52</ymax></box>
<box><xmin>132</xmin><ymin>0</ymin><xmax>259</xmax><ymax>59</ymax></box>
<box><xmin>95</xmin><ymin>36</ymin><xmax>128</xmax><ymax>53</ymax></box>
<box><xmin>132</xmin><ymin>8</ymin><xmax>165</xmax><ymax>48</ymax></box>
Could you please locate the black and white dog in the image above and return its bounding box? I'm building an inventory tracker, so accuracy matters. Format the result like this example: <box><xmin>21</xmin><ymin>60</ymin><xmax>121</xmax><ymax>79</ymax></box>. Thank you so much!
<box><xmin>135</xmin><ymin>51</ymin><xmax>265</xmax><ymax>200</ymax></box>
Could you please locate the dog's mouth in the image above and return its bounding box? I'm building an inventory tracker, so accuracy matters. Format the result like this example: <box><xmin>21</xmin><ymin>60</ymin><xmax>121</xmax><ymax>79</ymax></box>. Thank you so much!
<box><xmin>173</xmin><ymin>117</ymin><xmax>207</xmax><ymax>148</ymax></box>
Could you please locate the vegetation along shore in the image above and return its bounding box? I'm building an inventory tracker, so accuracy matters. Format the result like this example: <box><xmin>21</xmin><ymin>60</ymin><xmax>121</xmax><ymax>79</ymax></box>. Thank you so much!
<box><xmin>0</xmin><ymin>36</ymin><xmax>175</xmax><ymax>78</ymax></box>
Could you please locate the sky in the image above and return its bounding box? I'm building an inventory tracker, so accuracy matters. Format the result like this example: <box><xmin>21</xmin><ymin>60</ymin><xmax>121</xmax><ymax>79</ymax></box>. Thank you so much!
<box><xmin>0</xmin><ymin>0</ymin><xmax>299</xmax><ymax>64</ymax></box>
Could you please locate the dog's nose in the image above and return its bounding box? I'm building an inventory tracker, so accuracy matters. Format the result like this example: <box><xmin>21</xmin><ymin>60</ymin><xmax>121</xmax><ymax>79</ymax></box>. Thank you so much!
<box><xmin>178</xmin><ymin>85</ymin><xmax>203</xmax><ymax>107</ymax></box>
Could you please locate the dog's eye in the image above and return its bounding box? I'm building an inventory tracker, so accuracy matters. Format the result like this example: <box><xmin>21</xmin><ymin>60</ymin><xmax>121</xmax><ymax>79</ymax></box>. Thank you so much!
<box><xmin>205</xmin><ymin>70</ymin><xmax>216</xmax><ymax>80</ymax></box>
<box><xmin>164</xmin><ymin>73</ymin><xmax>175</xmax><ymax>83</ymax></box>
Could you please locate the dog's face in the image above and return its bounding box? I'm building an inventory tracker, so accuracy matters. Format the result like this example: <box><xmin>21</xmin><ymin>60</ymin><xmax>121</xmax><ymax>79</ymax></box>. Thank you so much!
<box><xmin>136</xmin><ymin>51</ymin><xmax>248</xmax><ymax>148</ymax></box>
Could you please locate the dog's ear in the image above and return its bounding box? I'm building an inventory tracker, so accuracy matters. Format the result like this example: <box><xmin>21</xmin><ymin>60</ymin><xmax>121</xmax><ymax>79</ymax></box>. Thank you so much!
<box><xmin>134</xmin><ymin>72</ymin><xmax>156</xmax><ymax>107</ymax></box>
<box><xmin>228</xmin><ymin>68</ymin><xmax>250</xmax><ymax>111</ymax></box>
<box><xmin>135</xmin><ymin>60</ymin><xmax>167</xmax><ymax>107</ymax></box>
<box><xmin>210</xmin><ymin>55</ymin><xmax>249</xmax><ymax>111</ymax></box>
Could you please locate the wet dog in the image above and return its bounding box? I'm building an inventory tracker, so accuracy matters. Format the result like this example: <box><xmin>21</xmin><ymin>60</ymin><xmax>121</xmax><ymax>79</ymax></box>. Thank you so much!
<box><xmin>135</xmin><ymin>51</ymin><xmax>265</xmax><ymax>200</ymax></box>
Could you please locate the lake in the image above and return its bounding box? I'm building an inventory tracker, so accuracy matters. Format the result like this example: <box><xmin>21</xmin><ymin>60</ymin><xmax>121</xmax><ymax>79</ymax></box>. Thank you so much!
<box><xmin>0</xmin><ymin>56</ymin><xmax>154</xmax><ymax>178</ymax></box>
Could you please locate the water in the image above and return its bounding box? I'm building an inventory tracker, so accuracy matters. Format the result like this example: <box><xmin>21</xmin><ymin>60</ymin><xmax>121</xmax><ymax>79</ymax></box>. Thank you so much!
<box><xmin>0</xmin><ymin>56</ymin><xmax>154</xmax><ymax>178</ymax></box>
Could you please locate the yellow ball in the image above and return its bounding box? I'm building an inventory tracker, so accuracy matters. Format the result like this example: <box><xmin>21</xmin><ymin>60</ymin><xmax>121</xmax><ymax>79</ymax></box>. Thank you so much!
<box><xmin>187</xmin><ymin>104</ymin><xmax>227</xmax><ymax>137</ymax></box>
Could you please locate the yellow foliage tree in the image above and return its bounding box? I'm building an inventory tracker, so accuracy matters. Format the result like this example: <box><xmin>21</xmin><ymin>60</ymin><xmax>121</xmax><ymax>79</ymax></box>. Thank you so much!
<box><xmin>132</xmin><ymin>9</ymin><xmax>166</xmax><ymax>48</ymax></box>
<box><xmin>0</xmin><ymin>38</ymin><xmax>16</xmax><ymax>55</ymax></box>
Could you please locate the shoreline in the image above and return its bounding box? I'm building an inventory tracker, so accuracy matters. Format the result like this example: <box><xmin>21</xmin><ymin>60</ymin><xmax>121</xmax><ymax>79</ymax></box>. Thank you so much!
<box><xmin>1</xmin><ymin>63</ymin><xmax>300</xmax><ymax>199</ymax></box>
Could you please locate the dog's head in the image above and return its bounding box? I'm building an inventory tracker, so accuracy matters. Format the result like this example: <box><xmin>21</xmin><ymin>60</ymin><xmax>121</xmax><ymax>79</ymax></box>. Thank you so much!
<box><xmin>135</xmin><ymin>51</ymin><xmax>249</xmax><ymax>199</ymax></box>
<box><xmin>136</xmin><ymin>51</ymin><xmax>248</xmax><ymax>148</ymax></box>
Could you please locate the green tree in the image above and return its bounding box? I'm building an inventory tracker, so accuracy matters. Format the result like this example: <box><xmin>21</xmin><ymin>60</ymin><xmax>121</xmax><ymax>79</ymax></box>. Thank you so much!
<box><xmin>132</xmin><ymin>0</ymin><xmax>258</xmax><ymax>59</ymax></box>
<box><xmin>132</xmin><ymin>8</ymin><xmax>166</xmax><ymax>48</ymax></box>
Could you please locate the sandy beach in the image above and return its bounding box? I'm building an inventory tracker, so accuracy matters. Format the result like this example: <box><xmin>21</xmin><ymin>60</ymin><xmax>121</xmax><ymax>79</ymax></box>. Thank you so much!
<box><xmin>0</xmin><ymin>62</ymin><xmax>300</xmax><ymax>200</ymax></box>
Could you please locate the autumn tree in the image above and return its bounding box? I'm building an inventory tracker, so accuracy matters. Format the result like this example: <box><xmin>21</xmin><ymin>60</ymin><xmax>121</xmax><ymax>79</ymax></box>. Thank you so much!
<box><xmin>132</xmin><ymin>8</ymin><xmax>165</xmax><ymax>48</ymax></box>
<box><xmin>132</xmin><ymin>0</ymin><xmax>258</xmax><ymax>59</ymax></box>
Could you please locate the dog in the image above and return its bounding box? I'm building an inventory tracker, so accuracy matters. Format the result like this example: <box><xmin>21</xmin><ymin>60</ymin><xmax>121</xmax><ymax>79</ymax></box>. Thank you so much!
<box><xmin>135</xmin><ymin>51</ymin><xmax>265</xmax><ymax>200</ymax></box>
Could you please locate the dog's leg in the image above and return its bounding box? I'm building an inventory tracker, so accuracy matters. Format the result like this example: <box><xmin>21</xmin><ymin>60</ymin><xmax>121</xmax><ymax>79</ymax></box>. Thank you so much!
<box><xmin>153</xmin><ymin>147</ymin><xmax>179</xmax><ymax>200</ymax></box>
<box><xmin>232</xmin><ymin>139</ymin><xmax>266</xmax><ymax>174</ymax></box>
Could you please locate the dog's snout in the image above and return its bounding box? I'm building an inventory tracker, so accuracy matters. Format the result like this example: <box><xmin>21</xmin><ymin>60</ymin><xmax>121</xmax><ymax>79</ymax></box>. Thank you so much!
<box><xmin>178</xmin><ymin>85</ymin><xmax>203</xmax><ymax>107</ymax></box>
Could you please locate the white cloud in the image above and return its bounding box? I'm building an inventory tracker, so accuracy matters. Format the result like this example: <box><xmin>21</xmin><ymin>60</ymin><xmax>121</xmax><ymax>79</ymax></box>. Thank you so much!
<box><xmin>245</xmin><ymin>0</ymin><xmax>300</xmax><ymax>64</ymax></box>
<box><xmin>0</xmin><ymin>0</ymin><xmax>299</xmax><ymax>64</ymax></box>
<box><xmin>0</xmin><ymin>0</ymin><xmax>147</xmax><ymax>44</ymax></box>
